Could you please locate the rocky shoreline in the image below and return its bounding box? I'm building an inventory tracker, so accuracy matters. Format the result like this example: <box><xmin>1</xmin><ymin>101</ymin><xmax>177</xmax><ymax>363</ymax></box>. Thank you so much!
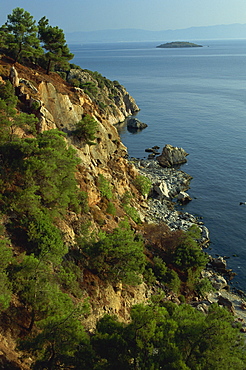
<box><xmin>131</xmin><ymin>150</ymin><xmax>246</xmax><ymax>330</ymax></box>
<box><xmin>132</xmin><ymin>157</ymin><xmax>210</xmax><ymax>246</ymax></box>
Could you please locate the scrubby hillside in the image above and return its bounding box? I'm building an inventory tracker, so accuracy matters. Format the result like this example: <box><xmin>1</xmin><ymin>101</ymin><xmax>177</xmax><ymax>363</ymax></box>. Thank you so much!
<box><xmin>0</xmin><ymin>8</ymin><xmax>246</xmax><ymax>369</ymax></box>
<box><xmin>0</xmin><ymin>53</ymin><xmax>245</xmax><ymax>370</ymax></box>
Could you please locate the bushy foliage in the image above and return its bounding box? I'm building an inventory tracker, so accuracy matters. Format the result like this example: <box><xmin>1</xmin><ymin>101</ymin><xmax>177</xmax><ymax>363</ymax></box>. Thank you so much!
<box><xmin>73</xmin><ymin>114</ymin><xmax>98</xmax><ymax>145</ymax></box>
<box><xmin>106</xmin><ymin>201</ymin><xmax>116</xmax><ymax>215</ymax></box>
<box><xmin>173</xmin><ymin>237</ymin><xmax>208</xmax><ymax>271</ymax></box>
<box><xmin>195</xmin><ymin>277</ymin><xmax>215</xmax><ymax>297</ymax></box>
<box><xmin>133</xmin><ymin>174</ymin><xmax>152</xmax><ymax>197</ymax></box>
<box><xmin>82</xmin><ymin>221</ymin><xmax>146</xmax><ymax>285</ymax></box>
<box><xmin>0</xmin><ymin>97</ymin><xmax>38</xmax><ymax>143</ymax></box>
<box><xmin>145</xmin><ymin>256</ymin><xmax>181</xmax><ymax>293</ymax></box>
<box><xmin>0</xmin><ymin>236</ymin><xmax>13</xmax><ymax>311</ymax></box>
<box><xmin>0</xmin><ymin>129</ymin><xmax>81</xmax><ymax>216</ymax></box>
<box><xmin>121</xmin><ymin>190</ymin><xmax>141</xmax><ymax>223</ymax></box>
<box><xmin>0</xmin><ymin>81</ymin><xmax>18</xmax><ymax>107</ymax></box>
<box><xmin>123</xmin><ymin>204</ymin><xmax>142</xmax><ymax>224</ymax></box>
<box><xmin>143</xmin><ymin>223</ymin><xmax>209</xmax><ymax>295</ymax></box>
<box><xmin>80</xmin><ymin>81</ymin><xmax>98</xmax><ymax>98</ymax></box>
<box><xmin>18</xmin><ymin>280</ymin><xmax>90</xmax><ymax>368</ymax></box>
<box><xmin>26</xmin><ymin>211</ymin><xmax>67</xmax><ymax>263</ymax></box>
<box><xmin>57</xmin><ymin>260</ymin><xmax>82</xmax><ymax>298</ymax></box>
<box><xmin>98</xmin><ymin>174</ymin><xmax>113</xmax><ymax>200</ymax></box>
<box><xmin>87</xmin><ymin>302</ymin><xmax>246</xmax><ymax>370</ymax></box>
<box><xmin>86</xmin><ymin>70</ymin><xmax>115</xmax><ymax>90</ymax></box>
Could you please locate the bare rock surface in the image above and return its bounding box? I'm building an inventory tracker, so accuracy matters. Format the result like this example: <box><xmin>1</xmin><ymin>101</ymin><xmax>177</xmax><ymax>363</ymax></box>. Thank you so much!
<box><xmin>157</xmin><ymin>144</ymin><xmax>189</xmax><ymax>167</ymax></box>
<box><xmin>127</xmin><ymin>117</ymin><xmax>148</xmax><ymax>130</ymax></box>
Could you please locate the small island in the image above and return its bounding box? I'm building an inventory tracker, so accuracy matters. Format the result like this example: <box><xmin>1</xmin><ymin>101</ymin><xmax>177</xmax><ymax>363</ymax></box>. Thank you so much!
<box><xmin>156</xmin><ymin>41</ymin><xmax>203</xmax><ymax>48</ymax></box>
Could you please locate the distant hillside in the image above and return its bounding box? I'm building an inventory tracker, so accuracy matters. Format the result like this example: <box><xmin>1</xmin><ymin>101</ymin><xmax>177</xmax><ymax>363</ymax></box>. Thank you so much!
<box><xmin>66</xmin><ymin>23</ymin><xmax>246</xmax><ymax>43</ymax></box>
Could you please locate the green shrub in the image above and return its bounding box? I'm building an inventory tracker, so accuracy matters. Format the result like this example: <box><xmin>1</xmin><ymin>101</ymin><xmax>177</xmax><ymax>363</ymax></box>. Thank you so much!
<box><xmin>57</xmin><ymin>260</ymin><xmax>82</xmax><ymax>298</ymax></box>
<box><xmin>143</xmin><ymin>267</ymin><xmax>156</xmax><ymax>285</ymax></box>
<box><xmin>26</xmin><ymin>211</ymin><xmax>67</xmax><ymax>264</ymax></box>
<box><xmin>98</xmin><ymin>174</ymin><xmax>113</xmax><ymax>200</ymax></box>
<box><xmin>80</xmin><ymin>82</ymin><xmax>98</xmax><ymax>97</ymax></box>
<box><xmin>106</xmin><ymin>201</ymin><xmax>116</xmax><ymax>215</ymax></box>
<box><xmin>121</xmin><ymin>191</ymin><xmax>132</xmax><ymax>205</ymax></box>
<box><xmin>164</xmin><ymin>269</ymin><xmax>181</xmax><ymax>293</ymax></box>
<box><xmin>134</xmin><ymin>175</ymin><xmax>152</xmax><ymax>197</ymax></box>
<box><xmin>83</xmin><ymin>221</ymin><xmax>146</xmax><ymax>285</ymax></box>
<box><xmin>123</xmin><ymin>204</ymin><xmax>141</xmax><ymax>224</ymax></box>
<box><xmin>74</xmin><ymin>114</ymin><xmax>98</xmax><ymax>145</ymax></box>
<box><xmin>174</xmin><ymin>237</ymin><xmax>208</xmax><ymax>272</ymax></box>
<box><xmin>186</xmin><ymin>224</ymin><xmax>202</xmax><ymax>240</ymax></box>
<box><xmin>78</xmin><ymin>190</ymin><xmax>89</xmax><ymax>213</ymax></box>
<box><xmin>30</xmin><ymin>100</ymin><xmax>40</xmax><ymax>111</ymax></box>
<box><xmin>0</xmin><ymin>238</ymin><xmax>13</xmax><ymax>312</ymax></box>
<box><xmin>195</xmin><ymin>277</ymin><xmax>215</xmax><ymax>298</ymax></box>
<box><xmin>150</xmin><ymin>256</ymin><xmax>181</xmax><ymax>293</ymax></box>
<box><xmin>69</xmin><ymin>78</ymin><xmax>80</xmax><ymax>87</ymax></box>
<box><xmin>56</xmin><ymin>71</ymin><xmax>67</xmax><ymax>80</ymax></box>
<box><xmin>152</xmin><ymin>256</ymin><xmax>168</xmax><ymax>279</ymax></box>
<box><xmin>98</xmin><ymin>101</ymin><xmax>107</xmax><ymax>111</ymax></box>
<box><xmin>0</xmin><ymin>272</ymin><xmax>12</xmax><ymax>311</ymax></box>
<box><xmin>0</xmin><ymin>81</ymin><xmax>18</xmax><ymax>107</ymax></box>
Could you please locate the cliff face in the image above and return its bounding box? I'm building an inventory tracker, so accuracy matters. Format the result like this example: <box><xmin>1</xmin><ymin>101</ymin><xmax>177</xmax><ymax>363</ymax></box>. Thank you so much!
<box><xmin>0</xmin><ymin>58</ymin><xmax>151</xmax><ymax>360</ymax></box>
<box><xmin>3</xmin><ymin>59</ymin><xmax>142</xmax><ymax>210</ymax></box>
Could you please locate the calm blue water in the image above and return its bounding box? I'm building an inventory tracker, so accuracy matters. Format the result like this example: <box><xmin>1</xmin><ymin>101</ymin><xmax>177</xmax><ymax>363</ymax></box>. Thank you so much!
<box><xmin>70</xmin><ymin>39</ymin><xmax>246</xmax><ymax>291</ymax></box>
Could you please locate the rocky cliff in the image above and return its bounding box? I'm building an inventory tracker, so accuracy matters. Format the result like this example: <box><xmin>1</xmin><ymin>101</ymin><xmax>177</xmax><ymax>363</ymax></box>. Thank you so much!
<box><xmin>0</xmin><ymin>54</ymin><xmax>240</xmax><ymax>370</ymax></box>
<box><xmin>0</xmin><ymin>57</ymin><xmax>153</xmax><ymax>368</ymax></box>
<box><xmin>1</xmin><ymin>57</ymin><xmax>143</xmax><ymax>209</ymax></box>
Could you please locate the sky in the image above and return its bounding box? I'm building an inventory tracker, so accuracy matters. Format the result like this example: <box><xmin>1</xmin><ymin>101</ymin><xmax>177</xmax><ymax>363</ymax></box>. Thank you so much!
<box><xmin>1</xmin><ymin>0</ymin><xmax>246</xmax><ymax>34</ymax></box>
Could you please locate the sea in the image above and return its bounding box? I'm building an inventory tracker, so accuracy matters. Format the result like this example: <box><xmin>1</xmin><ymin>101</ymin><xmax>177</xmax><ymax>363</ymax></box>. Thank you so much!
<box><xmin>70</xmin><ymin>39</ymin><xmax>246</xmax><ymax>292</ymax></box>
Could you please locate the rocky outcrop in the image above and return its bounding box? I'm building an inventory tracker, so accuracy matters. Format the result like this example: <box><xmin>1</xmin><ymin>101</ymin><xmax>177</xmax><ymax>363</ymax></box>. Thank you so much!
<box><xmin>218</xmin><ymin>295</ymin><xmax>235</xmax><ymax>314</ymax></box>
<box><xmin>9</xmin><ymin>66</ymin><xmax>19</xmax><ymax>87</ymax></box>
<box><xmin>5</xmin><ymin>63</ymin><xmax>144</xmax><ymax>213</ymax></box>
<box><xmin>177</xmin><ymin>191</ymin><xmax>192</xmax><ymax>204</ymax></box>
<box><xmin>67</xmin><ymin>68</ymin><xmax>139</xmax><ymax>124</ymax></box>
<box><xmin>82</xmin><ymin>275</ymin><xmax>151</xmax><ymax>329</ymax></box>
<box><xmin>127</xmin><ymin>117</ymin><xmax>148</xmax><ymax>130</ymax></box>
<box><xmin>132</xmin><ymin>159</ymin><xmax>210</xmax><ymax>244</ymax></box>
<box><xmin>133</xmin><ymin>159</ymin><xmax>192</xmax><ymax>200</ymax></box>
<box><xmin>157</xmin><ymin>144</ymin><xmax>189</xmax><ymax>167</ymax></box>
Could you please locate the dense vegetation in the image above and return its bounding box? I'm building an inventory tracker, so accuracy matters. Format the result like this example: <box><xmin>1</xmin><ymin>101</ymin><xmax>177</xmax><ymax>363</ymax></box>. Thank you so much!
<box><xmin>0</xmin><ymin>8</ymin><xmax>245</xmax><ymax>370</ymax></box>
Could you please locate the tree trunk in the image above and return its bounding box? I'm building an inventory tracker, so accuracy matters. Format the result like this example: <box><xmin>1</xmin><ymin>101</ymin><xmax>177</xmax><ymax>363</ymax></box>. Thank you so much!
<box><xmin>46</xmin><ymin>58</ymin><xmax>52</xmax><ymax>74</ymax></box>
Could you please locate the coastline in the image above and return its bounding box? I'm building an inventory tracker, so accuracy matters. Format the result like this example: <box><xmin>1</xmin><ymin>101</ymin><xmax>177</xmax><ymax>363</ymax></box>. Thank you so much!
<box><xmin>132</xmin><ymin>156</ymin><xmax>246</xmax><ymax>328</ymax></box>
<box><xmin>132</xmin><ymin>158</ymin><xmax>210</xmax><ymax>245</ymax></box>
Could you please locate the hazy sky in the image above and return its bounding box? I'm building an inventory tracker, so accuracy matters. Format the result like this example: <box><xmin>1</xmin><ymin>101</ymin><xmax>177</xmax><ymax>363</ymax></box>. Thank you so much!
<box><xmin>1</xmin><ymin>0</ymin><xmax>246</xmax><ymax>33</ymax></box>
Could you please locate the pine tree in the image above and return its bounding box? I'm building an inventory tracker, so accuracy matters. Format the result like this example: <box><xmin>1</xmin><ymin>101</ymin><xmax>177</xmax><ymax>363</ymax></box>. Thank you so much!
<box><xmin>38</xmin><ymin>16</ymin><xmax>74</xmax><ymax>74</ymax></box>
<box><xmin>4</xmin><ymin>7</ymin><xmax>43</xmax><ymax>63</ymax></box>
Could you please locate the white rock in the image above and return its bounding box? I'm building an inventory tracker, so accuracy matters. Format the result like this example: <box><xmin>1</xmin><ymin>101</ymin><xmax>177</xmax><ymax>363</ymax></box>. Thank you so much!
<box><xmin>211</xmin><ymin>275</ymin><xmax>228</xmax><ymax>290</ymax></box>
<box><xmin>153</xmin><ymin>180</ymin><xmax>170</xmax><ymax>198</ymax></box>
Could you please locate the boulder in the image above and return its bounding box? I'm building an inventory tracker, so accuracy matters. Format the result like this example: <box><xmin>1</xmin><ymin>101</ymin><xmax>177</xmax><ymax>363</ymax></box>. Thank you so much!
<box><xmin>198</xmin><ymin>225</ymin><xmax>210</xmax><ymax>246</ymax></box>
<box><xmin>153</xmin><ymin>180</ymin><xmax>170</xmax><ymax>198</ymax></box>
<box><xmin>156</xmin><ymin>144</ymin><xmax>188</xmax><ymax>167</ymax></box>
<box><xmin>177</xmin><ymin>191</ymin><xmax>192</xmax><ymax>204</ymax></box>
<box><xmin>127</xmin><ymin>117</ymin><xmax>148</xmax><ymax>130</ymax></box>
<box><xmin>9</xmin><ymin>66</ymin><xmax>19</xmax><ymax>87</ymax></box>
<box><xmin>218</xmin><ymin>295</ymin><xmax>235</xmax><ymax>314</ymax></box>
<box><xmin>211</xmin><ymin>257</ymin><xmax>227</xmax><ymax>272</ymax></box>
<box><xmin>211</xmin><ymin>275</ymin><xmax>228</xmax><ymax>290</ymax></box>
